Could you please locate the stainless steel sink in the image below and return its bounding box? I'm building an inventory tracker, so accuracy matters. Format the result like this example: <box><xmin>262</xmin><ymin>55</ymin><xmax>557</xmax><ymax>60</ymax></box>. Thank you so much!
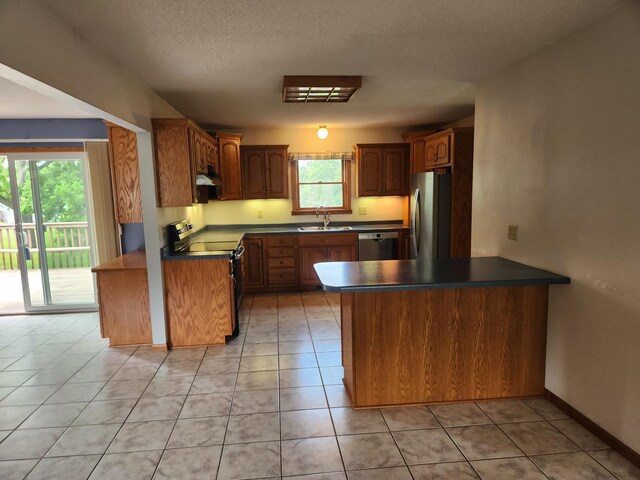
<box><xmin>298</xmin><ymin>226</ymin><xmax>353</xmax><ymax>231</ymax></box>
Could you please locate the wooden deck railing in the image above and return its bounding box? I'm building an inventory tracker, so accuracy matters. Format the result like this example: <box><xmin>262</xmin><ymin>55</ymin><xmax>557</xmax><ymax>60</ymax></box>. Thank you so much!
<box><xmin>0</xmin><ymin>222</ymin><xmax>91</xmax><ymax>270</ymax></box>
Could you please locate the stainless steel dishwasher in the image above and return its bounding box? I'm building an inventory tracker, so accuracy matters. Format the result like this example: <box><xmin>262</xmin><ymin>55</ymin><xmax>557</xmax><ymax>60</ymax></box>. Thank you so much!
<box><xmin>358</xmin><ymin>232</ymin><xmax>399</xmax><ymax>260</ymax></box>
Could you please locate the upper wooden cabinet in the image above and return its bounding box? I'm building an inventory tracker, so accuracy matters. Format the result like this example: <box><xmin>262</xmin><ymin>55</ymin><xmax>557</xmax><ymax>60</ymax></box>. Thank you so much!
<box><xmin>241</xmin><ymin>145</ymin><xmax>289</xmax><ymax>199</ymax></box>
<box><xmin>354</xmin><ymin>144</ymin><xmax>410</xmax><ymax>197</ymax></box>
<box><xmin>216</xmin><ymin>133</ymin><xmax>243</xmax><ymax>201</ymax></box>
<box><xmin>152</xmin><ymin>118</ymin><xmax>218</xmax><ymax>207</ymax></box>
<box><xmin>425</xmin><ymin>132</ymin><xmax>452</xmax><ymax>168</ymax></box>
<box><xmin>402</xmin><ymin>129</ymin><xmax>437</xmax><ymax>173</ymax></box>
<box><xmin>105</xmin><ymin>122</ymin><xmax>143</xmax><ymax>223</ymax></box>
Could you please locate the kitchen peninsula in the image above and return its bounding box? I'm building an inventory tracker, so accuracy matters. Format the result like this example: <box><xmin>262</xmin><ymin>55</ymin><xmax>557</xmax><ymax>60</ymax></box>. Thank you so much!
<box><xmin>314</xmin><ymin>256</ymin><xmax>570</xmax><ymax>408</ymax></box>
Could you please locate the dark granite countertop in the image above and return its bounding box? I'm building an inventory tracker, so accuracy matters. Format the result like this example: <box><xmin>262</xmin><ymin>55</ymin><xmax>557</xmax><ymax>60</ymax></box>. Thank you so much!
<box><xmin>161</xmin><ymin>222</ymin><xmax>409</xmax><ymax>260</ymax></box>
<box><xmin>313</xmin><ymin>256</ymin><xmax>570</xmax><ymax>292</ymax></box>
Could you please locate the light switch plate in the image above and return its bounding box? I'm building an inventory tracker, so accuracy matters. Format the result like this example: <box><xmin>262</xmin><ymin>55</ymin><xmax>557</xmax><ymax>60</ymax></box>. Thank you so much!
<box><xmin>508</xmin><ymin>224</ymin><xmax>519</xmax><ymax>241</ymax></box>
<box><xmin>358</xmin><ymin>207</ymin><xmax>367</xmax><ymax>215</ymax></box>
<box><xmin>257</xmin><ymin>210</ymin><xmax>263</xmax><ymax>218</ymax></box>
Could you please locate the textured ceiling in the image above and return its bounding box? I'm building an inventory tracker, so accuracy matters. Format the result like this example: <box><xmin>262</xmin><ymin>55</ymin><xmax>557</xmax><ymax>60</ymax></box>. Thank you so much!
<box><xmin>0</xmin><ymin>76</ymin><xmax>95</xmax><ymax>119</ymax></box>
<box><xmin>39</xmin><ymin>0</ymin><xmax>621</xmax><ymax>128</ymax></box>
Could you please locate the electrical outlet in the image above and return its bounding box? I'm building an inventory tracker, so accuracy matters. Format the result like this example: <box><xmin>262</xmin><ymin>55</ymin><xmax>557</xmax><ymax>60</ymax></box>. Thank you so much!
<box><xmin>257</xmin><ymin>210</ymin><xmax>263</xmax><ymax>218</ymax></box>
<box><xmin>508</xmin><ymin>224</ymin><xmax>519</xmax><ymax>241</ymax></box>
<box><xmin>358</xmin><ymin>207</ymin><xmax>367</xmax><ymax>215</ymax></box>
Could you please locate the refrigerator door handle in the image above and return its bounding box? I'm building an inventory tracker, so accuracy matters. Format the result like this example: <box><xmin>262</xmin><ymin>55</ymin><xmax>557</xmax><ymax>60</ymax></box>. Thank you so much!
<box><xmin>410</xmin><ymin>188</ymin><xmax>420</xmax><ymax>257</ymax></box>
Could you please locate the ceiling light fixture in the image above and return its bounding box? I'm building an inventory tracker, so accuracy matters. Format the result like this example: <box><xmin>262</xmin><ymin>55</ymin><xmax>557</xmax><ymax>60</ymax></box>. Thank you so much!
<box><xmin>283</xmin><ymin>76</ymin><xmax>362</xmax><ymax>103</ymax></box>
<box><xmin>317</xmin><ymin>125</ymin><xmax>329</xmax><ymax>140</ymax></box>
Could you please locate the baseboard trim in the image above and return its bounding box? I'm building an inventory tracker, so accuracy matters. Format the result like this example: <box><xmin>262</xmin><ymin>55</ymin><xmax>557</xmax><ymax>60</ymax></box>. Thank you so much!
<box><xmin>544</xmin><ymin>389</ymin><xmax>640</xmax><ymax>468</ymax></box>
<box><xmin>151</xmin><ymin>343</ymin><xmax>168</xmax><ymax>352</ymax></box>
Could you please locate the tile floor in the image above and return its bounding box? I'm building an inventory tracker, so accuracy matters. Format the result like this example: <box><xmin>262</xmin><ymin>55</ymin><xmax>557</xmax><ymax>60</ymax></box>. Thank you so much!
<box><xmin>0</xmin><ymin>291</ymin><xmax>639</xmax><ymax>479</ymax></box>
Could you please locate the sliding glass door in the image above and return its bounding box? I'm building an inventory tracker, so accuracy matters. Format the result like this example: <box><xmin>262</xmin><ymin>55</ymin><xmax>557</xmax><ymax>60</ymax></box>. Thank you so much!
<box><xmin>3</xmin><ymin>153</ymin><xmax>97</xmax><ymax>312</ymax></box>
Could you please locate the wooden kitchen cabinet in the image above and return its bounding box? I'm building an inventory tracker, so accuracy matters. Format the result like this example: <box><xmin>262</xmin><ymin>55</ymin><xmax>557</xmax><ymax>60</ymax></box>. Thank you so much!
<box><xmin>105</xmin><ymin>122</ymin><xmax>143</xmax><ymax>223</ymax></box>
<box><xmin>92</xmin><ymin>250</ymin><xmax>151</xmax><ymax>346</ymax></box>
<box><xmin>152</xmin><ymin>118</ymin><xmax>218</xmax><ymax>207</ymax></box>
<box><xmin>217</xmin><ymin>132</ymin><xmax>243</xmax><ymax>200</ymax></box>
<box><xmin>163</xmin><ymin>257</ymin><xmax>234</xmax><ymax>346</ymax></box>
<box><xmin>298</xmin><ymin>233</ymin><xmax>357</xmax><ymax>286</ymax></box>
<box><xmin>242</xmin><ymin>236</ymin><xmax>266</xmax><ymax>290</ymax></box>
<box><xmin>425</xmin><ymin>131</ymin><xmax>452</xmax><ymax>168</ymax></box>
<box><xmin>402</xmin><ymin>129</ymin><xmax>437</xmax><ymax>173</ymax></box>
<box><xmin>354</xmin><ymin>144</ymin><xmax>410</xmax><ymax>197</ymax></box>
<box><xmin>266</xmin><ymin>235</ymin><xmax>297</xmax><ymax>287</ymax></box>
<box><xmin>241</xmin><ymin>145</ymin><xmax>289</xmax><ymax>199</ymax></box>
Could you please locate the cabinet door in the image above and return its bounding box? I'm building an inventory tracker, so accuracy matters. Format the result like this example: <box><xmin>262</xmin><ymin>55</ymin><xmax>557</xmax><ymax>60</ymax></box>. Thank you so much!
<box><xmin>426</xmin><ymin>134</ymin><xmax>451</xmax><ymax>168</ymax></box>
<box><xmin>298</xmin><ymin>247</ymin><xmax>328</xmax><ymax>286</ymax></box>
<box><xmin>243</xmin><ymin>237</ymin><xmax>265</xmax><ymax>289</ymax></box>
<box><xmin>329</xmin><ymin>245</ymin><xmax>356</xmax><ymax>262</ymax></box>
<box><xmin>265</xmin><ymin>148</ymin><xmax>289</xmax><ymax>198</ymax></box>
<box><xmin>412</xmin><ymin>137</ymin><xmax>428</xmax><ymax>173</ymax></box>
<box><xmin>357</xmin><ymin>147</ymin><xmax>382</xmax><ymax>196</ymax></box>
<box><xmin>382</xmin><ymin>147</ymin><xmax>409</xmax><ymax>195</ymax></box>
<box><xmin>153</xmin><ymin>124</ymin><xmax>193</xmax><ymax>207</ymax></box>
<box><xmin>107</xmin><ymin>125</ymin><xmax>143</xmax><ymax>223</ymax></box>
<box><xmin>241</xmin><ymin>149</ymin><xmax>265</xmax><ymax>199</ymax></box>
<box><xmin>219</xmin><ymin>137</ymin><xmax>243</xmax><ymax>200</ymax></box>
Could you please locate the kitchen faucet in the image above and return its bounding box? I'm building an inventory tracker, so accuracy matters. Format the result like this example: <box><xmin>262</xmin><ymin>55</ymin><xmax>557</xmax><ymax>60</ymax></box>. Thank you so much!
<box><xmin>316</xmin><ymin>205</ymin><xmax>330</xmax><ymax>228</ymax></box>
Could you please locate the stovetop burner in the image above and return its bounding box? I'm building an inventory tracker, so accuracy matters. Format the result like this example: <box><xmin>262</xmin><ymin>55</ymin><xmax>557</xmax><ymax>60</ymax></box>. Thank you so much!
<box><xmin>181</xmin><ymin>241</ymin><xmax>239</xmax><ymax>254</ymax></box>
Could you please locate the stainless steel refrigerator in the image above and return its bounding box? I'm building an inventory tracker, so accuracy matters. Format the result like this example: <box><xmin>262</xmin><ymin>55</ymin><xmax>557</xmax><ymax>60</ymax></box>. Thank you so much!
<box><xmin>409</xmin><ymin>172</ymin><xmax>452</xmax><ymax>259</ymax></box>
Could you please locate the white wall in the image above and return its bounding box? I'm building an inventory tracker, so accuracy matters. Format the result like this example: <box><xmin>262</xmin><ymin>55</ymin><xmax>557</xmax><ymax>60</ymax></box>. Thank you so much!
<box><xmin>472</xmin><ymin>1</ymin><xmax>640</xmax><ymax>451</ymax></box>
<box><xmin>202</xmin><ymin>126</ymin><xmax>407</xmax><ymax>225</ymax></box>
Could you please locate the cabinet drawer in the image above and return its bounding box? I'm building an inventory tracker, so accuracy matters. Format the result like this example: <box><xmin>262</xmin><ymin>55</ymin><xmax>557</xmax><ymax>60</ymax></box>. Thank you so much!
<box><xmin>267</xmin><ymin>235</ymin><xmax>295</xmax><ymax>247</ymax></box>
<box><xmin>268</xmin><ymin>268</ymin><xmax>297</xmax><ymax>285</ymax></box>
<box><xmin>298</xmin><ymin>233</ymin><xmax>356</xmax><ymax>248</ymax></box>
<box><xmin>268</xmin><ymin>257</ymin><xmax>295</xmax><ymax>268</ymax></box>
<box><xmin>267</xmin><ymin>247</ymin><xmax>295</xmax><ymax>258</ymax></box>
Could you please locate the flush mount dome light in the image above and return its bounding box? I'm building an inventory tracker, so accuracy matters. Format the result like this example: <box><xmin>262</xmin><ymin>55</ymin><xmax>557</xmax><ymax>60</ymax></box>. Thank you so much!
<box><xmin>283</xmin><ymin>76</ymin><xmax>362</xmax><ymax>103</ymax></box>
<box><xmin>317</xmin><ymin>125</ymin><xmax>329</xmax><ymax>139</ymax></box>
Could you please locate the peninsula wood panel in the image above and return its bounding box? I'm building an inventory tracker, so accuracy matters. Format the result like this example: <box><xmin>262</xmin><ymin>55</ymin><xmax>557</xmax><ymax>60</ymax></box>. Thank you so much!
<box><xmin>153</xmin><ymin>123</ymin><xmax>193</xmax><ymax>207</ymax></box>
<box><xmin>95</xmin><ymin>269</ymin><xmax>151</xmax><ymax>346</ymax></box>
<box><xmin>342</xmin><ymin>285</ymin><xmax>548</xmax><ymax>407</ymax></box>
<box><xmin>163</xmin><ymin>258</ymin><xmax>233</xmax><ymax>346</ymax></box>
<box><xmin>106</xmin><ymin>124</ymin><xmax>143</xmax><ymax>223</ymax></box>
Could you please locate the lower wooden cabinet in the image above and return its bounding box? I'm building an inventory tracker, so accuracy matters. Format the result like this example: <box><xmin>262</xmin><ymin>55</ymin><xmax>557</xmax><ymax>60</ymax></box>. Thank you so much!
<box><xmin>163</xmin><ymin>258</ymin><xmax>234</xmax><ymax>346</ymax></box>
<box><xmin>242</xmin><ymin>237</ymin><xmax>265</xmax><ymax>290</ymax></box>
<box><xmin>242</xmin><ymin>232</ymin><xmax>359</xmax><ymax>292</ymax></box>
<box><xmin>91</xmin><ymin>251</ymin><xmax>151</xmax><ymax>347</ymax></box>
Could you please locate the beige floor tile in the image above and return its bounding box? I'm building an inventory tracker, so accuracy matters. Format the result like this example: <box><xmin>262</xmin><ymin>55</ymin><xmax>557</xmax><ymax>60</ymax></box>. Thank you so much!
<box><xmin>281</xmin><ymin>386</ymin><xmax>328</xmax><ymax>411</ymax></box>
<box><xmin>410</xmin><ymin>462</ymin><xmax>479</xmax><ymax>479</ymax></box>
<box><xmin>46</xmin><ymin>424</ymin><xmax>120</xmax><ymax>457</ymax></box>
<box><xmin>524</xmin><ymin>398</ymin><xmax>570</xmax><ymax>420</ymax></box>
<box><xmin>477</xmin><ymin>400</ymin><xmax>543</xmax><ymax>424</ymax></box>
<box><xmin>281</xmin><ymin>408</ymin><xmax>335</xmax><ymax>439</ymax></box>
<box><xmin>231</xmin><ymin>389</ymin><xmax>279</xmax><ymax>415</ymax></box>
<box><xmin>235</xmin><ymin>371</ymin><xmax>278</xmax><ymax>391</ymax></box>
<box><xmin>500</xmin><ymin>421</ymin><xmax>580</xmax><ymax>455</ymax></box>
<box><xmin>0</xmin><ymin>427</ymin><xmax>66</xmax><ymax>460</ymax></box>
<box><xmin>393</xmin><ymin>428</ymin><xmax>464</xmax><ymax>465</ymax></box>
<box><xmin>238</xmin><ymin>355</ymin><xmax>277</xmax><ymax>373</ymax></box>
<box><xmin>280</xmin><ymin>367</ymin><xmax>323</xmax><ymax>388</ymax></box>
<box><xmin>107</xmin><ymin>420</ymin><xmax>174</xmax><ymax>453</ymax></box>
<box><xmin>154</xmin><ymin>445</ymin><xmax>222</xmax><ymax>480</ymax></box>
<box><xmin>88</xmin><ymin>450</ymin><xmax>162</xmax><ymax>480</ymax></box>
<box><xmin>73</xmin><ymin>399</ymin><xmax>136</xmax><ymax>425</ymax></box>
<box><xmin>331</xmin><ymin>407</ymin><xmax>388</xmax><ymax>435</ymax></box>
<box><xmin>531</xmin><ymin>452</ymin><xmax>616</xmax><ymax>479</ymax></box>
<box><xmin>471</xmin><ymin>457</ymin><xmax>547</xmax><ymax>480</ymax></box>
<box><xmin>225</xmin><ymin>412</ymin><xmax>280</xmax><ymax>444</ymax></box>
<box><xmin>429</xmin><ymin>402</ymin><xmax>492</xmax><ymax>427</ymax></box>
<box><xmin>338</xmin><ymin>433</ymin><xmax>405</xmax><ymax>470</ymax></box>
<box><xmin>380</xmin><ymin>406</ymin><xmax>440</xmax><ymax>431</ymax></box>
<box><xmin>347</xmin><ymin>466</ymin><xmax>413</xmax><ymax>479</ymax></box>
<box><xmin>218</xmin><ymin>441</ymin><xmax>281</xmax><ymax>480</ymax></box>
<box><xmin>550</xmin><ymin>419</ymin><xmax>609</xmax><ymax>450</ymax></box>
<box><xmin>448</xmin><ymin>424</ymin><xmax>523</xmax><ymax>460</ymax></box>
<box><xmin>279</xmin><ymin>353</ymin><xmax>318</xmax><ymax>369</ymax></box>
<box><xmin>26</xmin><ymin>455</ymin><xmax>101</xmax><ymax>480</ymax></box>
<box><xmin>588</xmin><ymin>449</ymin><xmax>640</xmax><ymax>479</ymax></box>
<box><xmin>167</xmin><ymin>416</ymin><xmax>228</xmax><ymax>448</ymax></box>
<box><xmin>180</xmin><ymin>393</ymin><xmax>232</xmax><ymax>418</ymax></box>
<box><xmin>127</xmin><ymin>396</ymin><xmax>185</xmax><ymax>422</ymax></box>
<box><xmin>19</xmin><ymin>402</ymin><xmax>86</xmax><ymax>429</ymax></box>
<box><xmin>282</xmin><ymin>436</ymin><xmax>344</xmax><ymax>476</ymax></box>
